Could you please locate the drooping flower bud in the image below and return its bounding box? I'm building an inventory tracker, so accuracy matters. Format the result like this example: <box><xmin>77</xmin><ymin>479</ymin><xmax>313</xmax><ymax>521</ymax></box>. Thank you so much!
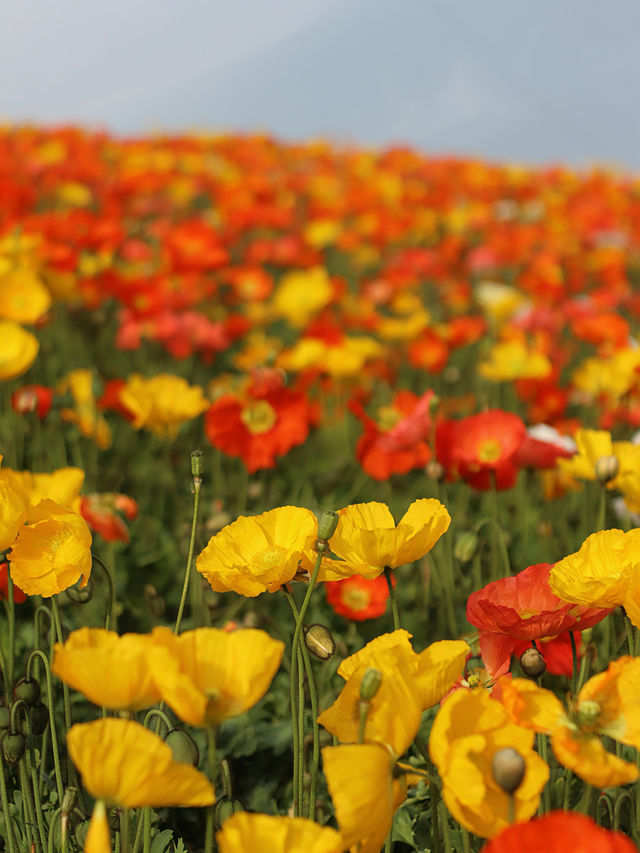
<box><xmin>214</xmin><ymin>796</ymin><xmax>243</xmax><ymax>829</ymax></box>
<box><xmin>595</xmin><ymin>454</ymin><xmax>619</xmax><ymax>485</ymax></box>
<box><xmin>165</xmin><ymin>729</ymin><xmax>200</xmax><ymax>767</ymax></box>
<box><xmin>492</xmin><ymin>747</ymin><xmax>526</xmax><ymax>794</ymax></box>
<box><xmin>519</xmin><ymin>647</ymin><xmax>546</xmax><ymax>679</ymax></box>
<box><xmin>30</xmin><ymin>702</ymin><xmax>50</xmax><ymax>736</ymax></box>
<box><xmin>304</xmin><ymin>624</ymin><xmax>336</xmax><ymax>661</ymax></box>
<box><xmin>2</xmin><ymin>731</ymin><xmax>26</xmax><ymax>765</ymax></box>
<box><xmin>13</xmin><ymin>677</ymin><xmax>41</xmax><ymax>707</ymax></box>
<box><xmin>454</xmin><ymin>531</ymin><xmax>479</xmax><ymax>564</ymax></box>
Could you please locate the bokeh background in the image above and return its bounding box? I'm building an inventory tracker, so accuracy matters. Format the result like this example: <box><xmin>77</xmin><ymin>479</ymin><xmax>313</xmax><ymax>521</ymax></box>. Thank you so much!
<box><xmin>2</xmin><ymin>0</ymin><xmax>640</xmax><ymax>168</ymax></box>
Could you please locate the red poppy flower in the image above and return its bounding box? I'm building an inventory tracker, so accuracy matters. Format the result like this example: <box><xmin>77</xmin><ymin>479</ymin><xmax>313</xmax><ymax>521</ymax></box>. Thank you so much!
<box><xmin>325</xmin><ymin>573</ymin><xmax>392</xmax><ymax>621</ymax></box>
<box><xmin>466</xmin><ymin>563</ymin><xmax>612</xmax><ymax>677</ymax></box>
<box><xmin>11</xmin><ymin>385</ymin><xmax>54</xmax><ymax>419</ymax></box>
<box><xmin>350</xmin><ymin>390</ymin><xmax>433</xmax><ymax>481</ymax></box>
<box><xmin>436</xmin><ymin>410</ymin><xmax>526</xmax><ymax>490</ymax></box>
<box><xmin>204</xmin><ymin>382</ymin><xmax>314</xmax><ymax>473</ymax></box>
<box><xmin>512</xmin><ymin>425</ymin><xmax>576</xmax><ymax>470</ymax></box>
<box><xmin>80</xmin><ymin>493</ymin><xmax>138</xmax><ymax>544</ymax></box>
<box><xmin>481</xmin><ymin>811</ymin><xmax>637</xmax><ymax>853</ymax></box>
<box><xmin>0</xmin><ymin>563</ymin><xmax>27</xmax><ymax>604</ymax></box>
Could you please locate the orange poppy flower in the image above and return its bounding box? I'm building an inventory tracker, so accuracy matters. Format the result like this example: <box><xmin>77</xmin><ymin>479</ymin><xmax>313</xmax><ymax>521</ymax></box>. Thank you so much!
<box><xmin>325</xmin><ymin>573</ymin><xmax>391</xmax><ymax>621</ymax></box>
<box><xmin>481</xmin><ymin>811</ymin><xmax>637</xmax><ymax>853</ymax></box>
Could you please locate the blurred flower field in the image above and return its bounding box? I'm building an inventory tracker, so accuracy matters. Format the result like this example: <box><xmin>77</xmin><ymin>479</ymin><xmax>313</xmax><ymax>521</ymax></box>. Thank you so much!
<box><xmin>1</xmin><ymin>125</ymin><xmax>640</xmax><ymax>851</ymax></box>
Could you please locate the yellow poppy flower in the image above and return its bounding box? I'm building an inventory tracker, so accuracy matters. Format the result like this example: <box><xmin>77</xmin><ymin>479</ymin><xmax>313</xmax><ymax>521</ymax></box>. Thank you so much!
<box><xmin>572</xmin><ymin>349</ymin><xmax>640</xmax><ymax>402</ymax></box>
<box><xmin>271</xmin><ymin>267</ymin><xmax>333</xmax><ymax>328</ymax></box>
<box><xmin>148</xmin><ymin>626</ymin><xmax>285</xmax><ymax>727</ymax></box>
<box><xmin>319</xmin><ymin>630</ymin><xmax>467</xmax><ymax>753</ymax></box>
<box><xmin>478</xmin><ymin>340</ymin><xmax>552</xmax><ymax>382</ymax></box>
<box><xmin>0</xmin><ymin>268</ymin><xmax>51</xmax><ymax>324</ymax></box>
<box><xmin>69</xmin><ymin>718</ymin><xmax>214</xmax><ymax>852</ymax></box>
<box><xmin>216</xmin><ymin>813</ymin><xmax>343</xmax><ymax>853</ymax></box>
<box><xmin>196</xmin><ymin>506</ymin><xmax>318</xmax><ymax>596</ymax></box>
<box><xmin>429</xmin><ymin>688</ymin><xmax>548</xmax><ymax>838</ymax></box>
<box><xmin>277</xmin><ymin>336</ymin><xmax>383</xmax><ymax>378</ymax></box>
<box><xmin>0</xmin><ymin>463</ymin><xmax>27</xmax><ymax>552</ymax></box>
<box><xmin>500</xmin><ymin>656</ymin><xmax>640</xmax><ymax>787</ymax></box>
<box><xmin>59</xmin><ymin>369</ymin><xmax>112</xmax><ymax>449</ymax></box>
<box><xmin>0</xmin><ymin>466</ymin><xmax>84</xmax><ymax>511</ymax></box>
<box><xmin>324</xmin><ymin>499</ymin><xmax>450</xmax><ymax>580</ymax></box>
<box><xmin>549</xmin><ymin>528</ymin><xmax>640</xmax><ymax>624</ymax></box>
<box><xmin>119</xmin><ymin>373</ymin><xmax>209</xmax><ymax>438</ymax></box>
<box><xmin>0</xmin><ymin>319</ymin><xmax>39</xmax><ymax>381</ymax></box>
<box><xmin>8</xmin><ymin>499</ymin><xmax>92</xmax><ymax>597</ymax></box>
<box><xmin>84</xmin><ymin>800</ymin><xmax>110</xmax><ymax>853</ymax></box>
<box><xmin>52</xmin><ymin>628</ymin><xmax>161</xmax><ymax>711</ymax></box>
<box><xmin>322</xmin><ymin>743</ymin><xmax>409</xmax><ymax>853</ymax></box>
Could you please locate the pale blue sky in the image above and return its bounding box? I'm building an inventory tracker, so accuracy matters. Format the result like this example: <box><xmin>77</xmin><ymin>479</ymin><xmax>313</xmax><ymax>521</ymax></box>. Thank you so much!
<box><xmin>2</xmin><ymin>0</ymin><xmax>639</xmax><ymax>169</ymax></box>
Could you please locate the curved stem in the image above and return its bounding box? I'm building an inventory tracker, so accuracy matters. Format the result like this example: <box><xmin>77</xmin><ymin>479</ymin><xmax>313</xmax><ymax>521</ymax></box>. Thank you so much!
<box><xmin>26</xmin><ymin>649</ymin><xmax>64</xmax><ymax>804</ymax></box>
<box><xmin>174</xmin><ymin>476</ymin><xmax>202</xmax><ymax>634</ymax></box>
<box><xmin>50</xmin><ymin>597</ymin><xmax>76</xmax><ymax>787</ymax></box>
<box><xmin>142</xmin><ymin>708</ymin><xmax>173</xmax><ymax>735</ymax></box>
<box><xmin>91</xmin><ymin>552</ymin><xmax>116</xmax><ymax>631</ymax></box>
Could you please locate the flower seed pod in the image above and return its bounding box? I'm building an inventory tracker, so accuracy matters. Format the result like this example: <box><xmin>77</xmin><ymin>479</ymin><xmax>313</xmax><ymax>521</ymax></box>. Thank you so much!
<box><xmin>2</xmin><ymin>732</ymin><xmax>26</xmax><ymax>765</ymax></box>
<box><xmin>30</xmin><ymin>702</ymin><xmax>50</xmax><ymax>736</ymax></box>
<box><xmin>492</xmin><ymin>747</ymin><xmax>526</xmax><ymax>794</ymax></box>
<box><xmin>304</xmin><ymin>624</ymin><xmax>336</xmax><ymax>661</ymax></box>
<box><xmin>13</xmin><ymin>677</ymin><xmax>41</xmax><ymax>707</ymax></box>
<box><xmin>214</xmin><ymin>796</ymin><xmax>243</xmax><ymax>830</ymax></box>
<box><xmin>595</xmin><ymin>454</ymin><xmax>619</xmax><ymax>484</ymax></box>
<box><xmin>454</xmin><ymin>531</ymin><xmax>479</xmax><ymax>564</ymax></box>
<box><xmin>191</xmin><ymin>449</ymin><xmax>204</xmax><ymax>477</ymax></box>
<box><xmin>359</xmin><ymin>667</ymin><xmax>383</xmax><ymax>701</ymax></box>
<box><xmin>317</xmin><ymin>510</ymin><xmax>339</xmax><ymax>542</ymax></box>
<box><xmin>519</xmin><ymin>648</ymin><xmax>546</xmax><ymax>679</ymax></box>
<box><xmin>165</xmin><ymin>729</ymin><xmax>200</xmax><ymax>767</ymax></box>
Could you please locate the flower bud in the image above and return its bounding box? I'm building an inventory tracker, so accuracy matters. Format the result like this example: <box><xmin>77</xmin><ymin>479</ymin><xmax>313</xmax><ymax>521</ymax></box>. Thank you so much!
<box><xmin>359</xmin><ymin>668</ymin><xmax>383</xmax><ymax>701</ymax></box>
<box><xmin>0</xmin><ymin>704</ymin><xmax>10</xmax><ymax>731</ymax></box>
<box><xmin>30</xmin><ymin>702</ymin><xmax>50</xmax><ymax>736</ymax></box>
<box><xmin>595</xmin><ymin>454</ymin><xmax>619</xmax><ymax>484</ymax></box>
<box><xmin>454</xmin><ymin>531</ymin><xmax>479</xmax><ymax>564</ymax></box>
<box><xmin>492</xmin><ymin>747</ymin><xmax>526</xmax><ymax>794</ymax></box>
<box><xmin>214</xmin><ymin>796</ymin><xmax>243</xmax><ymax>829</ymax></box>
<box><xmin>519</xmin><ymin>648</ymin><xmax>546</xmax><ymax>679</ymax></box>
<box><xmin>191</xmin><ymin>449</ymin><xmax>204</xmax><ymax>477</ymax></box>
<box><xmin>317</xmin><ymin>511</ymin><xmax>339</xmax><ymax>541</ymax></box>
<box><xmin>2</xmin><ymin>732</ymin><xmax>26</xmax><ymax>765</ymax></box>
<box><xmin>165</xmin><ymin>729</ymin><xmax>200</xmax><ymax>767</ymax></box>
<box><xmin>13</xmin><ymin>677</ymin><xmax>41</xmax><ymax>707</ymax></box>
<box><xmin>61</xmin><ymin>786</ymin><xmax>78</xmax><ymax>816</ymax></box>
<box><xmin>304</xmin><ymin>624</ymin><xmax>336</xmax><ymax>661</ymax></box>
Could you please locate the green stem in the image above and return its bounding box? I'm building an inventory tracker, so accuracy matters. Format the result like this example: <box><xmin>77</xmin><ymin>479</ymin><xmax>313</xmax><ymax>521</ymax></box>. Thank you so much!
<box><xmin>174</xmin><ymin>475</ymin><xmax>202</xmax><ymax>634</ymax></box>
<box><xmin>47</xmin><ymin>809</ymin><xmax>62</xmax><ymax>853</ymax></box>
<box><xmin>289</xmin><ymin>548</ymin><xmax>323</xmax><ymax>816</ymax></box>
<box><xmin>91</xmin><ymin>552</ymin><xmax>116</xmax><ymax>631</ymax></box>
<box><xmin>120</xmin><ymin>807</ymin><xmax>130</xmax><ymax>853</ymax></box>
<box><xmin>6</xmin><ymin>573</ymin><xmax>15</xmax><ymax>692</ymax></box>
<box><xmin>19</xmin><ymin>759</ymin><xmax>37</xmax><ymax>851</ymax></box>
<box><xmin>536</xmin><ymin>733</ymin><xmax>551</xmax><ymax>813</ymax></box>
<box><xmin>0</xmin><ymin>752</ymin><xmax>18</xmax><ymax>853</ymax></box>
<box><xmin>624</xmin><ymin>613</ymin><xmax>636</xmax><ymax>657</ymax></box>
<box><xmin>384</xmin><ymin>566</ymin><xmax>400</xmax><ymax>632</ymax></box>
<box><xmin>26</xmin><ymin>649</ymin><xmax>64</xmax><ymax>804</ymax></box>
<box><xmin>569</xmin><ymin>631</ymin><xmax>579</xmax><ymax>698</ymax></box>
<box><xmin>50</xmin><ymin>597</ymin><xmax>76</xmax><ymax>786</ymax></box>
<box><xmin>142</xmin><ymin>708</ymin><xmax>173</xmax><ymax>734</ymax></box>
<box><xmin>204</xmin><ymin>727</ymin><xmax>217</xmax><ymax>853</ymax></box>
<box><xmin>297</xmin><ymin>645</ymin><xmax>305</xmax><ymax>814</ymax></box>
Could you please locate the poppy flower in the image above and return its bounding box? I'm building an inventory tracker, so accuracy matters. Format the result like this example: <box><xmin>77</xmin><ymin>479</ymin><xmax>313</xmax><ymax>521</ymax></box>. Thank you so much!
<box><xmin>204</xmin><ymin>383</ymin><xmax>314</xmax><ymax>473</ymax></box>
<box><xmin>349</xmin><ymin>390</ymin><xmax>433</xmax><ymax>481</ymax></box>
<box><xmin>68</xmin><ymin>718</ymin><xmax>214</xmax><ymax>853</ymax></box>
<box><xmin>549</xmin><ymin>528</ymin><xmax>640</xmax><ymax>627</ymax></box>
<box><xmin>324</xmin><ymin>499</ymin><xmax>450</xmax><ymax>580</ymax></box>
<box><xmin>500</xmin><ymin>656</ymin><xmax>640</xmax><ymax>787</ymax></box>
<box><xmin>147</xmin><ymin>626</ymin><xmax>285</xmax><ymax>727</ymax></box>
<box><xmin>0</xmin><ymin>563</ymin><xmax>26</xmax><ymax>604</ymax></box>
<box><xmin>52</xmin><ymin>628</ymin><xmax>161</xmax><ymax>711</ymax></box>
<box><xmin>118</xmin><ymin>373</ymin><xmax>209</xmax><ymax>438</ymax></box>
<box><xmin>0</xmin><ymin>319</ymin><xmax>39</xmax><ymax>380</ymax></box>
<box><xmin>429</xmin><ymin>688</ymin><xmax>548</xmax><ymax>838</ymax></box>
<box><xmin>196</xmin><ymin>505</ymin><xmax>318</xmax><ymax>596</ymax></box>
<box><xmin>481</xmin><ymin>811</ymin><xmax>638</xmax><ymax>853</ymax></box>
<box><xmin>216</xmin><ymin>813</ymin><xmax>343</xmax><ymax>853</ymax></box>
<box><xmin>11</xmin><ymin>384</ymin><xmax>54</xmax><ymax>419</ymax></box>
<box><xmin>436</xmin><ymin>410</ymin><xmax>526</xmax><ymax>490</ymax></box>
<box><xmin>8</xmin><ymin>499</ymin><xmax>92</xmax><ymax>598</ymax></box>
<box><xmin>270</xmin><ymin>266</ymin><xmax>333</xmax><ymax>327</ymax></box>
<box><xmin>478</xmin><ymin>340</ymin><xmax>552</xmax><ymax>382</ymax></box>
<box><xmin>79</xmin><ymin>492</ymin><xmax>137</xmax><ymax>543</ymax></box>
<box><xmin>0</xmin><ymin>466</ymin><xmax>84</xmax><ymax>511</ymax></box>
<box><xmin>325</xmin><ymin>573</ymin><xmax>391</xmax><ymax>620</ymax></box>
<box><xmin>512</xmin><ymin>424</ymin><xmax>576</xmax><ymax>469</ymax></box>
<box><xmin>322</xmin><ymin>743</ymin><xmax>411</xmax><ymax>853</ymax></box>
<box><xmin>466</xmin><ymin>563</ymin><xmax>612</xmax><ymax>677</ymax></box>
<box><xmin>0</xmin><ymin>268</ymin><xmax>51</xmax><ymax>324</ymax></box>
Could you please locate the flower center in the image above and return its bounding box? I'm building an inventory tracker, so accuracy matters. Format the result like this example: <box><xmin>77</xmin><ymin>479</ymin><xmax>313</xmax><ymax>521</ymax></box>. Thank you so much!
<box><xmin>576</xmin><ymin>699</ymin><xmax>601</xmax><ymax>732</ymax></box>
<box><xmin>344</xmin><ymin>587</ymin><xmax>370</xmax><ymax>611</ymax></box>
<box><xmin>240</xmin><ymin>399</ymin><xmax>277</xmax><ymax>434</ymax></box>
<box><xmin>255</xmin><ymin>546</ymin><xmax>285</xmax><ymax>576</ymax></box>
<box><xmin>377</xmin><ymin>405</ymin><xmax>402</xmax><ymax>431</ymax></box>
<box><xmin>477</xmin><ymin>438</ymin><xmax>502</xmax><ymax>463</ymax></box>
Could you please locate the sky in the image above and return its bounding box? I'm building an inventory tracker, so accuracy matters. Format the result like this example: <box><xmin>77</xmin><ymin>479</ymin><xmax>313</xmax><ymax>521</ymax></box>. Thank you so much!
<box><xmin>2</xmin><ymin>0</ymin><xmax>640</xmax><ymax>170</ymax></box>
